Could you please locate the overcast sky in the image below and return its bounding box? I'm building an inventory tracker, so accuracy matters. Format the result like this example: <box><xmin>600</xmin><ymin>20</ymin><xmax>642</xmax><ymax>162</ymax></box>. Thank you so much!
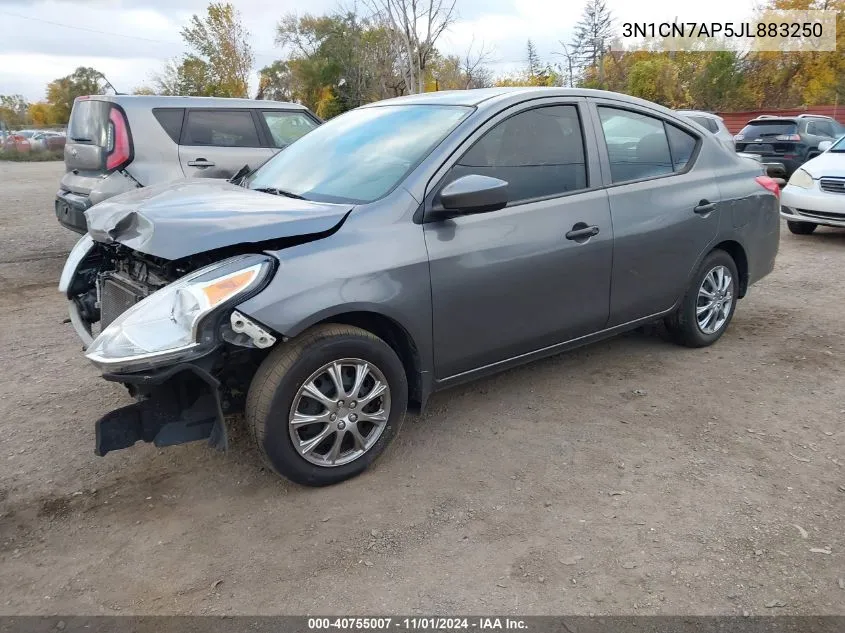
<box><xmin>0</xmin><ymin>0</ymin><xmax>759</xmax><ymax>102</ymax></box>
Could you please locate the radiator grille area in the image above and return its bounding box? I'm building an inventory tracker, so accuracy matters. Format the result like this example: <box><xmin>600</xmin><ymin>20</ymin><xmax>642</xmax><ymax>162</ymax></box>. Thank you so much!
<box><xmin>819</xmin><ymin>178</ymin><xmax>845</xmax><ymax>194</ymax></box>
<box><xmin>99</xmin><ymin>274</ymin><xmax>148</xmax><ymax>329</ymax></box>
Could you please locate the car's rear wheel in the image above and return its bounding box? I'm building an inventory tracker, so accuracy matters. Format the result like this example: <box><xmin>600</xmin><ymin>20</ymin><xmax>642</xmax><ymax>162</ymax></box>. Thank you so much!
<box><xmin>246</xmin><ymin>324</ymin><xmax>407</xmax><ymax>486</ymax></box>
<box><xmin>787</xmin><ymin>221</ymin><xmax>817</xmax><ymax>235</ymax></box>
<box><xmin>665</xmin><ymin>249</ymin><xmax>738</xmax><ymax>348</ymax></box>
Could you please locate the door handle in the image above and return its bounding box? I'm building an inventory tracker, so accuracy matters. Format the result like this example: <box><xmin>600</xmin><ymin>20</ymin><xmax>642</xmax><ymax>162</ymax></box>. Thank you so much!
<box><xmin>694</xmin><ymin>200</ymin><xmax>716</xmax><ymax>215</ymax></box>
<box><xmin>565</xmin><ymin>224</ymin><xmax>600</xmax><ymax>241</ymax></box>
<box><xmin>188</xmin><ymin>158</ymin><xmax>215</xmax><ymax>168</ymax></box>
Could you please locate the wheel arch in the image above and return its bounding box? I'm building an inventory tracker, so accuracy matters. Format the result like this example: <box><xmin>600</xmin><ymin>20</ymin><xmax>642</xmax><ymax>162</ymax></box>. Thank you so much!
<box><xmin>293</xmin><ymin>309</ymin><xmax>426</xmax><ymax>410</ymax></box>
<box><xmin>711</xmin><ymin>240</ymin><xmax>749</xmax><ymax>298</ymax></box>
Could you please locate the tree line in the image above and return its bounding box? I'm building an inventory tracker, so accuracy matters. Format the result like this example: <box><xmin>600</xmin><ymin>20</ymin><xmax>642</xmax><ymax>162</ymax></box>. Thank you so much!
<box><xmin>1</xmin><ymin>0</ymin><xmax>842</xmax><ymax>127</ymax></box>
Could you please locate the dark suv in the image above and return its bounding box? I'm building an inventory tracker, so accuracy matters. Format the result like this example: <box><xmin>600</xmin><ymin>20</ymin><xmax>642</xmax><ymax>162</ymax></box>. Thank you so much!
<box><xmin>734</xmin><ymin>114</ymin><xmax>844</xmax><ymax>177</ymax></box>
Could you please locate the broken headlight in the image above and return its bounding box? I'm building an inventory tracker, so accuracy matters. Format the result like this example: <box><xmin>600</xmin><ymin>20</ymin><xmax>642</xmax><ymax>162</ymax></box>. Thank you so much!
<box><xmin>85</xmin><ymin>254</ymin><xmax>274</xmax><ymax>372</ymax></box>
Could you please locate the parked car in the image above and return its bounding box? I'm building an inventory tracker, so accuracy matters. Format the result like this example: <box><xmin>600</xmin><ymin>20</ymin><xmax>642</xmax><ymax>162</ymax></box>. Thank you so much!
<box><xmin>734</xmin><ymin>114</ymin><xmax>845</xmax><ymax>178</ymax></box>
<box><xmin>780</xmin><ymin>134</ymin><xmax>845</xmax><ymax>234</ymax></box>
<box><xmin>56</xmin><ymin>95</ymin><xmax>321</xmax><ymax>233</ymax></box>
<box><xmin>32</xmin><ymin>130</ymin><xmax>66</xmax><ymax>151</ymax></box>
<box><xmin>676</xmin><ymin>110</ymin><xmax>735</xmax><ymax>152</ymax></box>
<box><xmin>59</xmin><ymin>87</ymin><xmax>780</xmax><ymax>486</ymax></box>
<box><xmin>2</xmin><ymin>129</ymin><xmax>39</xmax><ymax>153</ymax></box>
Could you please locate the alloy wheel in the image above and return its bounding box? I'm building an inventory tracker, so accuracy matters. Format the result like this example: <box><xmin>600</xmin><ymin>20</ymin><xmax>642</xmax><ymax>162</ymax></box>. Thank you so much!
<box><xmin>696</xmin><ymin>265</ymin><xmax>734</xmax><ymax>335</ymax></box>
<box><xmin>289</xmin><ymin>358</ymin><xmax>391</xmax><ymax>467</ymax></box>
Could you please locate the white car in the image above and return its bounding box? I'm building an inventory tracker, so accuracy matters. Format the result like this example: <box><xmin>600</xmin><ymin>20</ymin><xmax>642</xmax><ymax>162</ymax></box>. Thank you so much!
<box><xmin>676</xmin><ymin>110</ymin><xmax>735</xmax><ymax>153</ymax></box>
<box><xmin>781</xmin><ymin>135</ymin><xmax>845</xmax><ymax>234</ymax></box>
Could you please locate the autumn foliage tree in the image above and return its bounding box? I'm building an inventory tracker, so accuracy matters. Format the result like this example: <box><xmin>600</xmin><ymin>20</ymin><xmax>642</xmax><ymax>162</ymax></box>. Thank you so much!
<box><xmin>156</xmin><ymin>2</ymin><xmax>253</xmax><ymax>97</ymax></box>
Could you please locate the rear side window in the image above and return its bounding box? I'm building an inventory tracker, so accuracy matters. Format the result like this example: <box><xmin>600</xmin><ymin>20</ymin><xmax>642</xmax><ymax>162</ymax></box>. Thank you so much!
<box><xmin>261</xmin><ymin>111</ymin><xmax>319</xmax><ymax>148</ymax></box>
<box><xmin>806</xmin><ymin>119</ymin><xmax>836</xmax><ymax>137</ymax></box>
<box><xmin>666</xmin><ymin>125</ymin><xmax>697</xmax><ymax>170</ymax></box>
<box><xmin>67</xmin><ymin>99</ymin><xmax>110</xmax><ymax>146</ymax></box>
<box><xmin>153</xmin><ymin>108</ymin><xmax>184</xmax><ymax>143</ymax></box>
<box><xmin>598</xmin><ymin>107</ymin><xmax>673</xmax><ymax>183</ymax></box>
<box><xmin>738</xmin><ymin>121</ymin><xmax>797</xmax><ymax>139</ymax></box>
<box><xmin>182</xmin><ymin>110</ymin><xmax>260</xmax><ymax>147</ymax></box>
<box><xmin>449</xmin><ymin>105</ymin><xmax>588</xmax><ymax>203</ymax></box>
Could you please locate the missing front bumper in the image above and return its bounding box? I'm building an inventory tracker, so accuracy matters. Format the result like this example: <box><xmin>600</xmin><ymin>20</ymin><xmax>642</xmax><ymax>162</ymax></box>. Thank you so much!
<box><xmin>95</xmin><ymin>363</ymin><xmax>227</xmax><ymax>457</ymax></box>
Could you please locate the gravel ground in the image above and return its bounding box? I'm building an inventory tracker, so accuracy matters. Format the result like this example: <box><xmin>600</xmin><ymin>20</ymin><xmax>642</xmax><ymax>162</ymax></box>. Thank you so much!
<box><xmin>0</xmin><ymin>161</ymin><xmax>843</xmax><ymax>616</ymax></box>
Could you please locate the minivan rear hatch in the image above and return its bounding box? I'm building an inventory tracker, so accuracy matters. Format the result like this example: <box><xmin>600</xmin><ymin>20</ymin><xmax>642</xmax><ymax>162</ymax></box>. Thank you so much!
<box><xmin>64</xmin><ymin>97</ymin><xmax>132</xmax><ymax>176</ymax></box>
<box><xmin>734</xmin><ymin>120</ymin><xmax>799</xmax><ymax>154</ymax></box>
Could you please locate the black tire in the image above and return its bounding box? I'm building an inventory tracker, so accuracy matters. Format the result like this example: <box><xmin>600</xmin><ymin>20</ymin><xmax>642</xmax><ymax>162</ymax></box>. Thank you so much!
<box><xmin>665</xmin><ymin>249</ymin><xmax>739</xmax><ymax>348</ymax></box>
<box><xmin>246</xmin><ymin>324</ymin><xmax>408</xmax><ymax>486</ymax></box>
<box><xmin>787</xmin><ymin>221</ymin><xmax>817</xmax><ymax>235</ymax></box>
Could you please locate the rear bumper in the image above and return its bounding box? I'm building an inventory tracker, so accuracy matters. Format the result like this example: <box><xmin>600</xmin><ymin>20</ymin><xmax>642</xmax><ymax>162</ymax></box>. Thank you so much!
<box><xmin>739</xmin><ymin>155</ymin><xmax>803</xmax><ymax>177</ymax></box>
<box><xmin>95</xmin><ymin>361</ymin><xmax>227</xmax><ymax>457</ymax></box>
<box><xmin>55</xmin><ymin>190</ymin><xmax>91</xmax><ymax>233</ymax></box>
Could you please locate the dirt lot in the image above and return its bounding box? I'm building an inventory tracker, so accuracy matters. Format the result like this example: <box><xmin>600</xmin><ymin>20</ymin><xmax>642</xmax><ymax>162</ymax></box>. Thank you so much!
<box><xmin>0</xmin><ymin>160</ymin><xmax>843</xmax><ymax>616</ymax></box>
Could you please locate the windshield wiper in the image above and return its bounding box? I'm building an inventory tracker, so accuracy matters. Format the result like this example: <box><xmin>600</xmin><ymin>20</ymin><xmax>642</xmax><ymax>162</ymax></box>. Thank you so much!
<box><xmin>252</xmin><ymin>187</ymin><xmax>307</xmax><ymax>200</ymax></box>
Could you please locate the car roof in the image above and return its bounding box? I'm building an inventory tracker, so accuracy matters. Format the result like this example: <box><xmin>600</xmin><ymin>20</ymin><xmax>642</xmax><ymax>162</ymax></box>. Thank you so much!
<box><xmin>676</xmin><ymin>110</ymin><xmax>721</xmax><ymax>119</ymax></box>
<box><xmin>84</xmin><ymin>94</ymin><xmax>309</xmax><ymax>111</ymax></box>
<box><xmin>361</xmin><ymin>87</ymin><xmax>685</xmax><ymax>117</ymax></box>
<box><xmin>746</xmin><ymin>117</ymin><xmax>798</xmax><ymax>124</ymax></box>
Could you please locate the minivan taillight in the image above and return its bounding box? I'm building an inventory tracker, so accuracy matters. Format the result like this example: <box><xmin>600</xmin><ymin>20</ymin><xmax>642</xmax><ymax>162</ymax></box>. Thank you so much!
<box><xmin>755</xmin><ymin>175</ymin><xmax>780</xmax><ymax>200</ymax></box>
<box><xmin>106</xmin><ymin>106</ymin><xmax>132</xmax><ymax>171</ymax></box>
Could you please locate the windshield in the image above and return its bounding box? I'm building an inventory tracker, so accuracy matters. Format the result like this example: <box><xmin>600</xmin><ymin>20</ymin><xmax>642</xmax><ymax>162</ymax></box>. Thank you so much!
<box><xmin>738</xmin><ymin>121</ymin><xmax>797</xmax><ymax>139</ymax></box>
<box><xmin>247</xmin><ymin>104</ymin><xmax>470</xmax><ymax>204</ymax></box>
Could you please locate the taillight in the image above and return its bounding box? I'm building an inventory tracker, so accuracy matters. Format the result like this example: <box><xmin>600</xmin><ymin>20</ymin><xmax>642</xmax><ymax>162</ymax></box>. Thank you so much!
<box><xmin>755</xmin><ymin>175</ymin><xmax>780</xmax><ymax>200</ymax></box>
<box><xmin>106</xmin><ymin>106</ymin><xmax>132</xmax><ymax>171</ymax></box>
<box><xmin>776</xmin><ymin>134</ymin><xmax>801</xmax><ymax>141</ymax></box>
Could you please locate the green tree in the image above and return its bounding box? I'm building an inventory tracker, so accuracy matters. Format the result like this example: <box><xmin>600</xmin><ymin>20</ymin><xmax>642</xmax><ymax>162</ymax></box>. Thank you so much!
<box><xmin>0</xmin><ymin>94</ymin><xmax>30</xmax><ymax>127</ymax></box>
<box><xmin>256</xmin><ymin>61</ymin><xmax>294</xmax><ymax>101</ymax></box>
<box><xmin>45</xmin><ymin>67</ymin><xmax>105</xmax><ymax>123</ymax></box>
<box><xmin>155</xmin><ymin>56</ymin><xmax>217</xmax><ymax>96</ymax></box>
<box><xmin>570</xmin><ymin>0</ymin><xmax>614</xmax><ymax>87</ymax></box>
<box><xmin>156</xmin><ymin>2</ymin><xmax>253</xmax><ymax>97</ymax></box>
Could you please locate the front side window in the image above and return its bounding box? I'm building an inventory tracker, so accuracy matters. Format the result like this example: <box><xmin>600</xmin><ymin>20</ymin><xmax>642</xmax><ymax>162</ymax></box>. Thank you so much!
<box><xmin>261</xmin><ymin>111</ymin><xmax>319</xmax><ymax>148</ymax></box>
<box><xmin>598</xmin><ymin>107</ymin><xmax>673</xmax><ymax>183</ymax></box>
<box><xmin>182</xmin><ymin>110</ymin><xmax>260</xmax><ymax>147</ymax></box>
<box><xmin>248</xmin><ymin>104</ymin><xmax>470</xmax><ymax>204</ymax></box>
<box><xmin>447</xmin><ymin>105</ymin><xmax>588</xmax><ymax>203</ymax></box>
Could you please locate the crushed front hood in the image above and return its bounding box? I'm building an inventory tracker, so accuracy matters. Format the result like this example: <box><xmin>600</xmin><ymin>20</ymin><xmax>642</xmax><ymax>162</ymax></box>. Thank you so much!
<box><xmin>85</xmin><ymin>179</ymin><xmax>353</xmax><ymax>260</ymax></box>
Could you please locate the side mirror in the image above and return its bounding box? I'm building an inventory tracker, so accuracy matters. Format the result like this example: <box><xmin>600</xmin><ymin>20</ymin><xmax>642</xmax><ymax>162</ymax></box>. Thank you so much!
<box><xmin>817</xmin><ymin>140</ymin><xmax>833</xmax><ymax>152</ymax></box>
<box><xmin>428</xmin><ymin>174</ymin><xmax>508</xmax><ymax>221</ymax></box>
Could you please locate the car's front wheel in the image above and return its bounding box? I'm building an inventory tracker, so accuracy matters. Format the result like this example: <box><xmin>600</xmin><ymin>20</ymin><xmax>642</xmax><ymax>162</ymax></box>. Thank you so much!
<box><xmin>247</xmin><ymin>324</ymin><xmax>408</xmax><ymax>486</ymax></box>
<box><xmin>787</xmin><ymin>221</ymin><xmax>817</xmax><ymax>235</ymax></box>
<box><xmin>665</xmin><ymin>249</ymin><xmax>738</xmax><ymax>348</ymax></box>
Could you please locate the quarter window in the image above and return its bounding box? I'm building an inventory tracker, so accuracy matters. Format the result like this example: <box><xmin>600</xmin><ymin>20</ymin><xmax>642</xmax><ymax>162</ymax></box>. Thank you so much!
<box><xmin>182</xmin><ymin>110</ymin><xmax>260</xmax><ymax>147</ymax></box>
<box><xmin>666</xmin><ymin>124</ymin><xmax>697</xmax><ymax>171</ymax></box>
<box><xmin>448</xmin><ymin>105</ymin><xmax>588</xmax><ymax>204</ymax></box>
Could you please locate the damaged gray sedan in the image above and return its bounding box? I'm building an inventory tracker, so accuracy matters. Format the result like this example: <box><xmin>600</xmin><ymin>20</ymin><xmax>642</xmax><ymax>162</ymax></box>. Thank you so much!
<box><xmin>59</xmin><ymin>88</ymin><xmax>780</xmax><ymax>486</ymax></box>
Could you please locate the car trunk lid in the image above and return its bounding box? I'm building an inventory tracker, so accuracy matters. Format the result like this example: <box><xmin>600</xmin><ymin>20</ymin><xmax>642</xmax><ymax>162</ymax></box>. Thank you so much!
<box><xmin>734</xmin><ymin>120</ymin><xmax>800</xmax><ymax>154</ymax></box>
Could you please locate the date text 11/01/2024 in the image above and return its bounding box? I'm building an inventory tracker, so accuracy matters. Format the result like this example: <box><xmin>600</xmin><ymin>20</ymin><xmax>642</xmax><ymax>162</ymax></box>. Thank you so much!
<box><xmin>621</xmin><ymin>21</ymin><xmax>825</xmax><ymax>39</ymax></box>
<box><xmin>307</xmin><ymin>618</ymin><xmax>528</xmax><ymax>630</ymax></box>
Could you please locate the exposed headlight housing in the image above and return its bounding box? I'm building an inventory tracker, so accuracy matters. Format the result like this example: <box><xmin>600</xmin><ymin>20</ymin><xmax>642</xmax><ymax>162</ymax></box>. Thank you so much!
<box><xmin>788</xmin><ymin>168</ymin><xmax>814</xmax><ymax>189</ymax></box>
<box><xmin>85</xmin><ymin>254</ymin><xmax>274</xmax><ymax>372</ymax></box>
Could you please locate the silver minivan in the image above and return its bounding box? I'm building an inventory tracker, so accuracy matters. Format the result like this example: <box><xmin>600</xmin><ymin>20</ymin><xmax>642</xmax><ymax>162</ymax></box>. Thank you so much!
<box><xmin>56</xmin><ymin>95</ymin><xmax>321</xmax><ymax>233</ymax></box>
